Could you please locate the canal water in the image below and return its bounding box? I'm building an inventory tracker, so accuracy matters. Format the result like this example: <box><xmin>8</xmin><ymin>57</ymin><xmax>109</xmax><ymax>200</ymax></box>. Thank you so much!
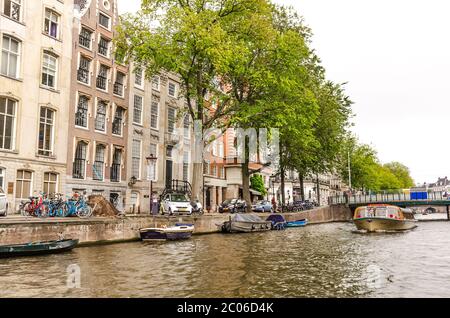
<box><xmin>2</xmin><ymin>220</ymin><xmax>450</xmax><ymax>298</ymax></box>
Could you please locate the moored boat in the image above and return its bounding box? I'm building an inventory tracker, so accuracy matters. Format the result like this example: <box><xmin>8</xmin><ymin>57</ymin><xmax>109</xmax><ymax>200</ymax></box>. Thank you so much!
<box><xmin>0</xmin><ymin>239</ymin><xmax>79</xmax><ymax>258</ymax></box>
<box><xmin>286</xmin><ymin>219</ymin><xmax>308</xmax><ymax>228</ymax></box>
<box><xmin>139</xmin><ymin>224</ymin><xmax>194</xmax><ymax>241</ymax></box>
<box><xmin>266</xmin><ymin>214</ymin><xmax>287</xmax><ymax>230</ymax></box>
<box><xmin>220</xmin><ymin>214</ymin><xmax>272</xmax><ymax>233</ymax></box>
<box><xmin>353</xmin><ymin>204</ymin><xmax>417</xmax><ymax>232</ymax></box>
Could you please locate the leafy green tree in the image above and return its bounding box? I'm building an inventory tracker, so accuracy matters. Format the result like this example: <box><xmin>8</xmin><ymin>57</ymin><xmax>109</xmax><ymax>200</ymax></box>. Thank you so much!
<box><xmin>384</xmin><ymin>162</ymin><xmax>415</xmax><ymax>189</ymax></box>
<box><xmin>250</xmin><ymin>174</ymin><xmax>267</xmax><ymax>196</ymax></box>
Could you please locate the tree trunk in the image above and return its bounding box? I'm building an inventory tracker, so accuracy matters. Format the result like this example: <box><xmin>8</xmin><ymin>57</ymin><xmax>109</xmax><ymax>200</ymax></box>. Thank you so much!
<box><xmin>280</xmin><ymin>164</ymin><xmax>286</xmax><ymax>211</ymax></box>
<box><xmin>299</xmin><ymin>172</ymin><xmax>305</xmax><ymax>201</ymax></box>
<box><xmin>316</xmin><ymin>173</ymin><xmax>320</xmax><ymax>206</ymax></box>
<box><xmin>242</xmin><ymin>136</ymin><xmax>252</xmax><ymax>213</ymax></box>
<box><xmin>191</xmin><ymin>162</ymin><xmax>203</xmax><ymax>203</ymax></box>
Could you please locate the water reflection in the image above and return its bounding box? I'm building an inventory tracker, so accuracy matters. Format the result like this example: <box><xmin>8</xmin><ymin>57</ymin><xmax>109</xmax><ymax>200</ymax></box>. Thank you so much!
<box><xmin>2</xmin><ymin>221</ymin><xmax>450</xmax><ymax>297</ymax></box>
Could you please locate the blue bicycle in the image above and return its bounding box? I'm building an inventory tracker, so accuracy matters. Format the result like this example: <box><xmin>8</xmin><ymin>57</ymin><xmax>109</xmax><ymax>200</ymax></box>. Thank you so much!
<box><xmin>65</xmin><ymin>193</ymin><xmax>93</xmax><ymax>218</ymax></box>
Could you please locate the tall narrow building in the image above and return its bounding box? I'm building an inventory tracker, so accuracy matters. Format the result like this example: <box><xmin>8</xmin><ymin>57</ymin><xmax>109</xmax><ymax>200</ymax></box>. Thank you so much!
<box><xmin>66</xmin><ymin>0</ymin><xmax>129</xmax><ymax>208</ymax></box>
<box><xmin>0</xmin><ymin>0</ymin><xmax>74</xmax><ymax>212</ymax></box>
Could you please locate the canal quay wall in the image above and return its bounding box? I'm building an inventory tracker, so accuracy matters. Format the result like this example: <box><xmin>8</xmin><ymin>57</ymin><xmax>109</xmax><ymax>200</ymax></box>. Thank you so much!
<box><xmin>0</xmin><ymin>205</ymin><xmax>352</xmax><ymax>246</ymax></box>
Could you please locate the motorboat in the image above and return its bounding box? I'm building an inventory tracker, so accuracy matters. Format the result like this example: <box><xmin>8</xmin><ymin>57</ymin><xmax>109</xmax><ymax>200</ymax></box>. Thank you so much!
<box><xmin>220</xmin><ymin>214</ymin><xmax>272</xmax><ymax>233</ymax></box>
<box><xmin>139</xmin><ymin>224</ymin><xmax>194</xmax><ymax>241</ymax></box>
<box><xmin>353</xmin><ymin>204</ymin><xmax>418</xmax><ymax>232</ymax></box>
<box><xmin>286</xmin><ymin>219</ymin><xmax>308</xmax><ymax>228</ymax></box>
<box><xmin>0</xmin><ymin>239</ymin><xmax>79</xmax><ymax>258</ymax></box>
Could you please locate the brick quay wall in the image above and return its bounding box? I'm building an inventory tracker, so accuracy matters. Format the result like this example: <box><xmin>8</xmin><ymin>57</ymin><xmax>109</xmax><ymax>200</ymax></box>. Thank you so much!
<box><xmin>0</xmin><ymin>205</ymin><xmax>352</xmax><ymax>246</ymax></box>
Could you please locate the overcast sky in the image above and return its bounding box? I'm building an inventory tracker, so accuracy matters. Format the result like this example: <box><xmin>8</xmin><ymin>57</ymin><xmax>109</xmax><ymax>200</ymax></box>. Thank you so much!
<box><xmin>118</xmin><ymin>0</ymin><xmax>450</xmax><ymax>185</ymax></box>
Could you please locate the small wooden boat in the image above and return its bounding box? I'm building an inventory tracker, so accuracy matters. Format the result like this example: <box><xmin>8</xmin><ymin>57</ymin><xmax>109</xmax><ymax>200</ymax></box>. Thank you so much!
<box><xmin>139</xmin><ymin>224</ymin><xmax>194</xmax><ymax>241</ymax></box>
<box><xmin>353</xmin><ymin>204</ymin><xmax>418</xmax><ymax>232</ymax></box>
<box><xmin>220</xmin><ymin>214</ymin><xmax>272</xmax><ymax>233</ymax></box>
<box><xmin>286</xmin><ymin>219</ymin><xmax>308</xmax><ymax>228</ymax></box>
<box><xmin>266</xmin><ymin>214</ymin><xmax>287</xmax><ymax>230</ymax></box>
<box><xmin>0</xmin><ymin>239</ymin><xmax>79</xmax><ymax>258</ymax></box>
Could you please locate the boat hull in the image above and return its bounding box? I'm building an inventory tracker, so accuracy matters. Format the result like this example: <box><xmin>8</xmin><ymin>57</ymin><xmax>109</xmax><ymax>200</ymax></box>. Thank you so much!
<box><xmin>139</xmin><ymin>226</ymin><xmax>194</xmax><ymax>241</ymax></box>
<box><xmin>354</xmin><ymin>218</ymin><xmax>418</xmax><ymax>232</ymax></box>
<box><xmin>222</xmin><ymin>221</ymin><xmax>272</xmax><ymax>233</ymax></box>
<box><xmin>0</xmin><ymin>239</ymin><xmax>79</xmax><ymax>258</ymax></box>
<box><xmin>286</xmin><ymin>219</ymin><xmax>308</xmax><ymax>228</ymax></box>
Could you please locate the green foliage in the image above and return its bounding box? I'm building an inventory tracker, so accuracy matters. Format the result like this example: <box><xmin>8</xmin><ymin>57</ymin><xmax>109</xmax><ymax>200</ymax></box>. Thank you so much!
<box><xmin>250</xmin><ymin>175</ymin><xmax>267</xmax><ymax>196</ymax></box>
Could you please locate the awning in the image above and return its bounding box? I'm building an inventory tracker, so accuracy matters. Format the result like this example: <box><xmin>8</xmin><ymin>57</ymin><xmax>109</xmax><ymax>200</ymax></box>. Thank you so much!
<box><xmin>250</xmin><ymin>189</ymin><xmax>262</xmax><ymax>196</ymax></box>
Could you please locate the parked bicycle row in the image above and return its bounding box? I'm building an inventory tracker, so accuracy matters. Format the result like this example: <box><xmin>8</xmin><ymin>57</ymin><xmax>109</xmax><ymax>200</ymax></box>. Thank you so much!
<box><xmin>19</xmin><ymin>192</ymin><xmax>93</xmax><ymax>218</ymax></box>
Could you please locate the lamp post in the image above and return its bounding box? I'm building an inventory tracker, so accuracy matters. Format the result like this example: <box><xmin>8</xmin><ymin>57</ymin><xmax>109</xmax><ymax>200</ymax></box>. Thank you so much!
<box><xmin>146</xmin><ymin>154</ymin><xmax>158</xmax><ymax>214</ymax></box>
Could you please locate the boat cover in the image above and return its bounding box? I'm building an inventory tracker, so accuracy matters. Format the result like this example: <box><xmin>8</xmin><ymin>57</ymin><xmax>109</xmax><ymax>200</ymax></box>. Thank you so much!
<box><xmin>266</xmin><ymin>214</ymin><xmax>286</xmax><ymax>223</ymax></box>
<box><xmin>232</xmin><ymin>213</ymin><xmax>265</xmax><ymax>222</ymax></box>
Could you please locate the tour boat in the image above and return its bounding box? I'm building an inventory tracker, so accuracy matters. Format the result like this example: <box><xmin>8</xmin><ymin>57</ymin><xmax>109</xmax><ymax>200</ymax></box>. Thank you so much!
<box><xmin>0</xmin><ymin>239</ymin><xmax>79</xmax><ymax>258</ymax></box>
<box><xmin>139</xmin><ymin>224</ymin><xmax>195</xmax><ymax>241</ymax></box>
<box><xmin>286</xmin><ymin>219</ymin><xmax>308</xmax><ymax>228</ymax></box>
<box><xmin>220</xmin><ymin>214</ymin><xmax>272</xmax><ymax>233</ymax></box>
<box><xmin>353</xmin><ymin>204</ymin><xmax>418</xmax><ymax>232</ymax></box>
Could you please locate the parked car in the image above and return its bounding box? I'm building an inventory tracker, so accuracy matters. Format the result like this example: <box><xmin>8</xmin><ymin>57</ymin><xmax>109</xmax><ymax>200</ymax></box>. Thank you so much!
<box><xmin>218</xmin><ymin>199</ymin><xmax>247</xmax><ymax>214</ymax></box>
<box><xmin>252</xmin><ymin>200</ymin><xmax>273</xmax><ymax>213</ymax></box>
<box><xmin>0</xmin><ymin>188</ymin><xmax>8</xmax><ymax>217</ymax></box>
<box><xmin>160</xmin><ymin>192</ymin><xmax>193</xmax><ymax>215</ymax></box>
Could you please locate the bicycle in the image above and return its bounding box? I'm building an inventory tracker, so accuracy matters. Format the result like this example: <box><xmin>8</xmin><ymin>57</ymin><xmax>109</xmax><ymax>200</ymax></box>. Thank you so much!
<box><xmin>20</xmin><ymin>193</ymin><xmax>49</xmax><ymax>218</ymax></box>
<box><xmin>47</xmin><ymin>193</ymin><xmax>68</xmax><ymax>217</ymax></box>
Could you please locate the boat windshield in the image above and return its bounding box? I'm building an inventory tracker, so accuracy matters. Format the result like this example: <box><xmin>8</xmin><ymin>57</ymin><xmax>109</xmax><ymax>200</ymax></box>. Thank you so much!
<box><xmin>170</xmin><ymin>194</ymin><xmax>189</xmax><ymax>202</ymax></box>
<box><xmin>358</xmin><ymin>206</ymin><xmax>400</xmax><ymax>218</ymax></box>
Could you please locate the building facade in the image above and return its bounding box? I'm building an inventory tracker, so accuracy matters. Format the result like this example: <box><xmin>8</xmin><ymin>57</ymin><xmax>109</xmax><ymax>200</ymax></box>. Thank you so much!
<box><xmin>124</xmin><ymin>67</ymin><xmax>192</xmax><ymax>214</ymax></box>
<box><xmin>0</xmin><ymin>0</ymin><xmax>74</xmax><ymax>212</ymax></box>
<box><xmin>65</xmin><ymin>0</ymin><xmax>129</xmax><ymax>209</ymax></box>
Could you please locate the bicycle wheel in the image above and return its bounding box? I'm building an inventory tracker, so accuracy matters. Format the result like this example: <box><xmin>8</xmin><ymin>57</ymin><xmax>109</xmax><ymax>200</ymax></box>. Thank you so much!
<box><xmin>20</xmin><ymin>202</ymin><xmax>31</xmax><ymax>217</ymax></box>
<box><xmin>76</xmin><ymin>205</ymin><xmax>92</xmax><ymax>218</ymax></box>
<box><xmin>38</xmin><ymin>204</ymin><xmax>49</xmax><ymax>218</ymax></box>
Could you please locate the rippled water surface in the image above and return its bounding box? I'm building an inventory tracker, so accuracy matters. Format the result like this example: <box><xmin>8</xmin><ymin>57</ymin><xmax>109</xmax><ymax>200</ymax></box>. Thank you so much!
<box><xmin>2</xmin><ymin>221</ymin><xmax>450</xmax><ymax>297</ymax></box>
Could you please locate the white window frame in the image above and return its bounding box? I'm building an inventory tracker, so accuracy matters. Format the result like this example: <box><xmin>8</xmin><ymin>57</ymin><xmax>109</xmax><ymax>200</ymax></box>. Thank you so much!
<box><xmin>3</xmin><ymin>0</ymin><xmax>22</xmax><ymax>22</ymax></box>
<box><xmin>43</xmin><ymin>8</ymin><xmax>60</xmax><ymax>39</ymax></box>
<box><xmin>98</xmin><ymin>35</ymin><xmax>111</xmax><ymax>58</ymax></box>
<box><xmin>133</xmin><ymin>95</ymin><xmax>143</xmax><ymax>125</ymax></box>
<box><xmin>150</xmin><ymin>101</ymin><xmax>159</xmax><ymax>130</ymax></box>
<box><xmin>94</xmin><ymin>98</ymin><xmax>107</xmax><ymax>133</ymax></box>
<box><xmin>151</xmin><ymin>75</ymin><xmax>160</xmax><ymax>91</ymax></box>
<box><xmin>1</xmin><ymin>34</ymin><xmax>21</xmax><ymax>79</ymax></box>
<box><xmin>16</xmin><ymin>169</ymin><xmax>33</xmax><ymax>199</ymax></box>
<box><xmin>43</xmin><ymin>172</ymin><xmax>58</xmax><ymax>194</ymax></box>
<box><xmin>149</xmin><ymin>143</ymin><xmax>158</xmax><ymax>182</ymax></box>
<box><xmin>0</xmin><ymin>96</ymin><xmax>17</xmax><ymax>151</ymax></box>
<box><xmin>168</xmin><ymin>81</ymin><xmax>177</xmax><ymax>98</ymax></box>
<box><xmin>38</xmin><ymin>107</ymin><xmax>55</xmax><ymax>157</ymax></box>
<box><xmin>79</xmin><ymin>26</ymin><xmax>93</xmax><ymax>50</ymax></box>
<box><xmin>41</xmin><ymin>51</ymin><xmax>58</xmax><ymax>89</ymax></box>
<box><xmin>134</xmin><ymin>67</ymin><xmax>143</xmax><ymax>88</ymax></box>
<box><xmin>0</xmin><ymin>168</ymin><xmax>5</xmax><ymax>191</ymax></box>
<box><xmin>131</xmin><ymin>139</ymin><xmax>142</xmax><ymax>180</ymax></box>
<box><xmin>167</xmin><ymin>107</ymin><xmax>176</xmax><ymax>133</ymax></box>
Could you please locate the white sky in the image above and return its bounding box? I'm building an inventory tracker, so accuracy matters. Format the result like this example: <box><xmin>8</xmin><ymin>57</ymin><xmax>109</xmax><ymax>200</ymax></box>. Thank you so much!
<box><xmin>118</xmin><ymin>0</ymin><xmax>450</xmax><ymax>185</ymax></box>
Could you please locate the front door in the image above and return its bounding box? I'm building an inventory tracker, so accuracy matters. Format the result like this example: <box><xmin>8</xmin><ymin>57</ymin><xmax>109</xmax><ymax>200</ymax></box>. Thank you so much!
<box><xmin>165</xmin><ymin>160</ymin><xmax>173</xmax><ymax>189</ymax></box>
<box><xmin>205</xmin><ymin>187</ymin><xmax>211</xmax><ymax>210</ymax></box>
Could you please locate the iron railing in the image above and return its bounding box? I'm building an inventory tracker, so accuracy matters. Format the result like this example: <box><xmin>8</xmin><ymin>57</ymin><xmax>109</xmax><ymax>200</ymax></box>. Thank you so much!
<box><xmin>96</xmin><ymin>75</ymin><xmax>107</xmax><ymax>90</ymax></box>
<box><xmin>77</xmin><ymin>68</ymin><xmax>89</xmax><ymax>84</ymax></box>
<box><xmin>111</xmin><ymin>163</ymin><xmax>121</xmax><ymax>182</ymax></box>
<box><xmin>72</xmin><ymin>159</ymin><xmax>86</xmax><ymax>179</ymax></box>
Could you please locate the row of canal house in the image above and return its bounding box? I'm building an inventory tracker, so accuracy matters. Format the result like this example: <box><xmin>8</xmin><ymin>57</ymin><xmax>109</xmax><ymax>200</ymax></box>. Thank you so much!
<box><xmin>0</xmin><ymin>0</ymin><xmax>273</xmax><ymax>214</ymax></box>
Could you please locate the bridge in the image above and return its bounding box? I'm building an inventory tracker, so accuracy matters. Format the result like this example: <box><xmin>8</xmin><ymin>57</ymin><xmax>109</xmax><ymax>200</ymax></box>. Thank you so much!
<box><xmin>329</xmin><ymin>192</ymin><xmax>450</xmax><ymax>219</ymax></box>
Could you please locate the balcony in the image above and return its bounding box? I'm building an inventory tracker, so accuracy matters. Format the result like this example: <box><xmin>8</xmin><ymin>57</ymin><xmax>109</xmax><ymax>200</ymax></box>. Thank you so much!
<box><xmin>165</xmin><ymin>132</ymin><xmax>180</xmax><ymax>146</ymax></box>
<box><xmin>96</xmin><ymin>75</ymin><xmax>107</xmax><ymax>90</ymax></box>
<box><xmin>77</xmin><ymin>69</ymin><xmax>89</xmax><ymax>84</ymax></box>
<box><xmin>113</xmin><ymin>82</ymin><xmax>123</xmax><ymax>96</ymax></box>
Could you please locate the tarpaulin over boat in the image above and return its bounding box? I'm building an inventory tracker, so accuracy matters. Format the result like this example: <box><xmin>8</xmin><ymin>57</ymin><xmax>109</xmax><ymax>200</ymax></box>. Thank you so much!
<box><xmin>266</xmin><ymin>214</ymin><xmax>286</xmax><ymax>223</ymax></box>
<box><xmin>232</xmin><ymin>213</ymin><xmax>265</xmax><ymax>222</ymax></box>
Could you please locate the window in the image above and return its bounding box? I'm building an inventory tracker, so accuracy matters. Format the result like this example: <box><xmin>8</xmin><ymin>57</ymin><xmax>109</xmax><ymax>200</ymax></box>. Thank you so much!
<box><xmin>167</xmin><ymin>107</ymin><xmax>175</xmax><ymax>133</ymax></box>
<box><xmin>168</xmin><ymin>82</ymin><xmax>177</xmax><ymax>98</ymax></box>
<box><xmin>112</xmin><ymin>106</ymin><xmax>124</xmax><ymax>135</ymax></box>
<box><xmin>183</xmin><ymin>151</ymin><xmax>189</xmax><ymax>182</ymax></box>
<box><xmin>73</xmin><ymin>141</ymin><xmax>87</xmax><ymax>179</ymax></box>
<box><xmin>38</xmin><ymin>107</ymin><xmax>54</xmax><ymax>156</ymax></box>
<box><xmin>211</xmin><ymin>164</ymin><xmax>217</xmax><ymax>177</ymax></box>
<box><xmin>111</xmin><ymin>148</ymin><xmax>122</xmax><ymax>182</ymax></box>
<box><xmin>132</xmin><ymin>139</ymin><xmax>141</xmax><ymax>179</ymax></box>
<box><xmin>98</xmin><ymin>37</ymin><xmax>110</xmax><ymax>57</ymax></box>
<box><xmin>150</xmin><ymin>101</ymin><xmax>159</xmax><ymax>130</ymax></box>
<box><xmin>77</xmin><ymin>55</ymin><xmax>90</xmax><ymax>84</ymax></box>
<box><xmin>93</xmin><ymin>144</ymin><xmax>105</xmax><ymax>181</ymax></box>
<box><xmin>133</xmin><ymin>95</ymin><xmax>143</xmax><ymax>124</ymax></box>
<box><xmin>0</xmin><ymin>97</ymin><xmax>16</xmax><ymax>150</ymax></box>
<box><xmin>99</xmin><ymin>12</ymin><xmax>110</xmax><ymax>29</ymax></box>
<box><xmin>203</xmin><ymin>162</ymin><xmax>210</xmax><ymax>175</ymax></box>
<box><xmin>16</xmin><ymin>170</ymin><xmax>32</xmax><ymax>199</ymax></box>
<box><xmin>43</xmin><ymin>172</ymin><xmax>58</xmax><ymax>194</ymax></box>
<box><xmin>0</xmin><ymin>168</ymin><xmax>4</xmax><ymax>190</ymax></box>
<box><xmin>75</xmin><ymin>95</ymin><xmax>89</xmax><ymax>127</ymax></box>
<box><xmin>79</xmin><ymin>27</ymin><xmax>92</xmax><ymax>49</ymax></box>
<box><xmin>212</xmin><ymin>139</ymin><xmax>218</xmax><ymax>156</ymax></box>
<box><xmin>1</xmin><ymin>35</ymin><xmax>20</xmax><ymax>78</ymax></box>
<box><xmin>152</xmin><ymin>76</ymin><xmax>160</xmax><ymax>90</ymax></box>
<box><xmin>41</xmin><ymin>52</ymin><xmax>57</xmax><ymax>89</ymax></box>
<box><xmin>166</xmin><ymin>146</ymin><xmax>173</xmax><ymax>158</ymax></box>
<box><xmin>183</xmin><ymin>115</ymin><xmax>190</xmax><ymax>138</ymax></box>
<box><xmin>219</xmin><ymin>141</ymin><xmax>224</xmax><ymax>158</ymax></box>
<box><xmin>221</xmin><ymin>166</ymin><xmax>225</xmax><ymax>179</ymax></box>
<box><xmin>44</xmin><ymin>9</ymin><xmax>59</xmax><ymax>39</ymax></box>
<box><xmin>149</xmin><ymin>143</ymin><xmax>157</xmax><ymax>181</ymax></box>
<box><xmin>3</xmin><ymin>0</ymin><xmax>21</xmax><ymax>21</ymax></box>
<box><xmin>113</xmin><ymin>71</ymin><xmax>125</xmax><ymax>96</ymax></box>
<box><xmin>134</xmin><ymin>67</ymin><xmax>143</xmax><ymax>87</ymax></box>
<box><xmin>96</xmin><ymin>64</ymin><xmax>109</xmax><ymax>90</ymax></box>
<box><xmin>95</xmin><ymin>100</ymin><xmax>107</xmax><ymax>131</ymax></box>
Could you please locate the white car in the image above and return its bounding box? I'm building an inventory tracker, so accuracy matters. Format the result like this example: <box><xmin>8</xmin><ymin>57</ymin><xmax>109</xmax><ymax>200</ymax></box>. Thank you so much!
<box><xmin>0</xmin><ymin>188</ymin><xmax>8</xmax><ymax>217</ymax></box>
<box><xmin>160</xmin><ymin>192</ymin><xmax>193</xmax><ymax>215</ymax></box>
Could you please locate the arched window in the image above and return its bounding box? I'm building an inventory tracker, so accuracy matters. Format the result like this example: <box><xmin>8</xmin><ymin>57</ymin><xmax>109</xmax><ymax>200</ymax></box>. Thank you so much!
<box><xmin>73</xmin><ymin>141</ymin><xmax>88</xmax><ymax>179</ymax></box>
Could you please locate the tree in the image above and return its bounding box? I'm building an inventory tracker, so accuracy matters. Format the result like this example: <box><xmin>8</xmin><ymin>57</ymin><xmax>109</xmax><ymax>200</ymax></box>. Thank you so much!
<box><xmin>384</xmin><ymin>162</ymin><xmax>415</xmax><ymax>189</ymax></box>
<box><xmin>115</xmin><ymin>0</ymin><xmax>273</xmax><ymax>200</ymax></box>
<box><xmin>250</xmin><ymin>174</ymin><xmax>267</xmax><ymax>196</ymax></box>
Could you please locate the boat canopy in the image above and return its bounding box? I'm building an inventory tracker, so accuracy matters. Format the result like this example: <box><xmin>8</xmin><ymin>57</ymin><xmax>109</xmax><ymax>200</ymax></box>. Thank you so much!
<box><xmin>232</xmin><ymin>214</ymin><xmax>265</xmax><ymax>222</ymax></box>
<box><xmin>266</xmin><ymin>214</ymin><xmax>286</xmax><ymax>223</ymax></box>
<box><xmin>355</xmin><ymin>205</ymin><xmax>401</xmax><ymax>219</ymax></box>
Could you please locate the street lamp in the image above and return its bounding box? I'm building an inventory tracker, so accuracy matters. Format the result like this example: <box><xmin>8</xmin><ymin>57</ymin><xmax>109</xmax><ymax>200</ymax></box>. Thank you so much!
<box><xmin>146</xmin><ymin>154</ymin><xmax>158</xmax><ymax>215</ymax></box>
